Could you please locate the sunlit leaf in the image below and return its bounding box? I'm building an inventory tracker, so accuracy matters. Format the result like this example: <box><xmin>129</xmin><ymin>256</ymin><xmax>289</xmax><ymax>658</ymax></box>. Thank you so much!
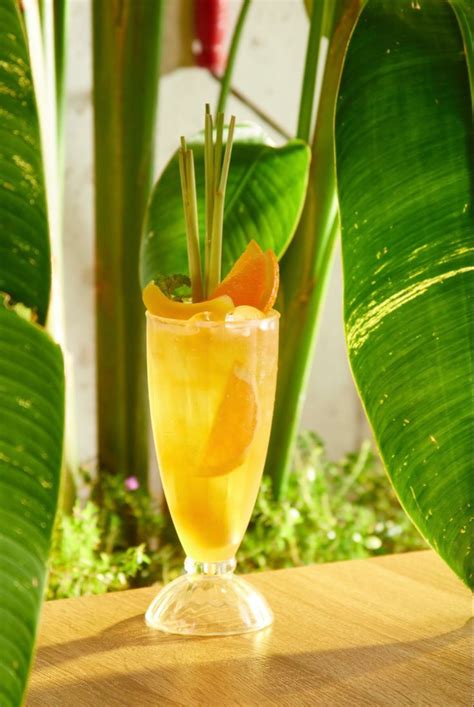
<box><xmin>140</xmin><ymin>125</ymin><xmax>311</xmax><ymax>287</ymax></box>
<box><xmin>0</xmin><ymin>0</ymin><xmax>50</xmax><ymax>323</ymax></box>
<box><xmin>0</xmin><ymin>304</ymin><xmax>64</xmax><ymax>704</ymax></box>
<box><xmin>336</xmin><ymin>0</ymin><xmax>473</xmax><ymax>586</ymax></box>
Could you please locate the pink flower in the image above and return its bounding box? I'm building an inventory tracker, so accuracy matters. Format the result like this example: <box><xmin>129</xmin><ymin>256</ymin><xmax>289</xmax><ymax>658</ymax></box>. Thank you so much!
<box><xmin>124</xmin><ymin>476</ymin><xmax>139</xmax><ymax>491</ymax></box>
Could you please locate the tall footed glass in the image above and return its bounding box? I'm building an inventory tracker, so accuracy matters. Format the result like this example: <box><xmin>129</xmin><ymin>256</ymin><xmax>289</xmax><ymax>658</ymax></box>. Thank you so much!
<box><xmin>145</xmin><ymin>309</ymin><xmax>279</xmax><ymax>635</ymax></box>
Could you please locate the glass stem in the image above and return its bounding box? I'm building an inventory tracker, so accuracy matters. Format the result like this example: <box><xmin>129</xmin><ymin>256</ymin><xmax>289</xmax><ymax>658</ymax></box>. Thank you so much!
<box><xmin>184</xmin><ymin>557</ymin><xmax>236</xmax><ymax>576</ymax></box>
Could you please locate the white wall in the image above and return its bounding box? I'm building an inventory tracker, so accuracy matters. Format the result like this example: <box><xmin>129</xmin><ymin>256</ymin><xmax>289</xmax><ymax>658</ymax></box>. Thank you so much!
<box><xmin>63</xmin><ymin>0</ymin><xmax>369</xmax><ymax>468</ymax></box>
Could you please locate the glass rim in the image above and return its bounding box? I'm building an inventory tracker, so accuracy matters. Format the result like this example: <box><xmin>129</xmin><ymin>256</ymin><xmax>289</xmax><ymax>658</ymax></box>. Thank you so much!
<box><xmin>145</xmin><ymin>308</ymin><xmax>280</xmax><ymax>329</ymax></box>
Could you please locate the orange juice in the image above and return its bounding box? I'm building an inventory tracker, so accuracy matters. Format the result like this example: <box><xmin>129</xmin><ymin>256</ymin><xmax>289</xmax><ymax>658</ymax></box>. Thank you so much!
<box><xmin>147</xmin><ymin>311</ymin><xmax>279</xmax><ymax>562</ymax></box>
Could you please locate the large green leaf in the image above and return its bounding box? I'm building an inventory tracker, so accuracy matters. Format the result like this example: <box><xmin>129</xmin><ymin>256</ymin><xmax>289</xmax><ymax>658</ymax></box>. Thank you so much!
<box><xmin>0</xmin><ymin>304</ymin><xmax>64</xmax><ymax>705</ymax></box>
<box><xmin>0</xmin><ymin>1</ymin><xmax>64</xmax><ymax>703</ymax></box>
<box><xmin>335</xmin><ymin>0</ymin><xmax>473</xmax><ymax>586</ymax></box>
<box><xmin>140</xmin><ymin>126</ymin><xmax>311</xmax><ymax>287</ymax></box>
<box><xmin>0</xmin><ymin>0</ymin><xmax>50</xmax><ymax>324</ymax></box>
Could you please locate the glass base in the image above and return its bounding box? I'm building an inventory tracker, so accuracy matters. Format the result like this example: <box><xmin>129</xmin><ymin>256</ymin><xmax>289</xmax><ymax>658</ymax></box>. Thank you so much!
<box><xmin>145</xmin><ymin>557</ymin><xmax>273</xmax><ymax>636</ymax></box>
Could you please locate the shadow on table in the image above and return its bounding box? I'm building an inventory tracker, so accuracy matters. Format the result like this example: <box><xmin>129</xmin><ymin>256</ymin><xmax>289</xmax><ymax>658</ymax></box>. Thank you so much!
<box><xmin>29</xmin><ymin>618</ymin><xmax>471</xmax><ymax>706</ymax></box>
<box><xmin>35</xmin><ymin>612</ymin><xmax>203</xmax><ymax>663</ymax></box>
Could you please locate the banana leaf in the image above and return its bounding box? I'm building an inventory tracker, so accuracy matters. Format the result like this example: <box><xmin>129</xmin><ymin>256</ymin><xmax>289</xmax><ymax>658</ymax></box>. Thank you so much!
<box><xmin>0</xmin><ymin>305</ymin><xmax>64</xmax><ymax>705</ymax></box>
<box><xmin>335</xmin><ymin>0</ymin><xmax>473</xmax><ymax>586</ymax></box>
<box><xmin>0</xmin><ymin>0</ymin><xmax>50</xmax><ymax>324</ymax></box>
<box><xmin>0</xmin><ymin>1</ymin><xmax>64</xmax><ymax>702</ymax></box>
<box><xmin>140</xmin><ymin>126</ymin><xmax>310</xmax><ymax>286</ymax></box>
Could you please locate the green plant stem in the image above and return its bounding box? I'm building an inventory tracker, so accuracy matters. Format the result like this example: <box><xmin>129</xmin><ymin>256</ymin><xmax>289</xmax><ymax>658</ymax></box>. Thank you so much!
<box><xmin>55</xmin><ymin>0</ymin><xmax>76</xmax><ymax>510</ymax></box>
<box><xmin>216</xmin><ymin>0</ymin><xmax>252</xmax><ymax>114</ymax></box>
<box><xmin>218</xmin><ymin>115</ymin><xmax>236</xmax><ymax>193</ymax></box>
<box><xmin>209</xmin><ymin>191</ymin><xmax>225</xmax><ymax>293</ymax></box>
<box><xmin>207</xmin><ymin>112</ymin><xmax>224</xmax><ymax>292</ymax></box>
<box><xmin>297</xmin><ymin>0</ymin><xmax>326</xmax><ymax>142</ymax></box>
<box><xmin>213</xmin><ymin>111</ymin><xmax>224</xmax><ymax>189</ymax></box>
<box><xmin>182</xmin><ymin>149</ymin><xmax>204</xmax><ymax>301</ymax></box>
<box><xmin>208</xmin><ymin>115</ymin><xmax>236</xmax><ymax>293</ymax></box>
<box><xmin>449</xmin><ymin>0</ymin><xmax>474</xmax><ymax>109</ymax></box>
<box><xmin>93</xmin><ymin>0</ymin><xmax>164</xmax><ymax>484</ymax></box>
<box><xmin>266</xmin><ymin>204</ymin><xmax>339</xmax><ymax>495</ymax></box>
<box><xmin>266</xmin><ymin>1</ymin><xmax>363</xmax><ymax>498</ymax></box>
<box><xmin>53</xmin><ymin>0</ymin><xmax>67</xmax><ymax>153</ymax></box>
<box><xmin>38</xmin><ymin>0</ymin><xmax>45</xmax><ymax>30</ymax></box>
<box><xmin>178</xmin><ymin>147</ymin><xmax>187</xmax><ymax>194</ymax></box>
<box><xmin>204</xmin><ymin>105</ymin><xmax>214</xmax><ymax>295</ymax></box>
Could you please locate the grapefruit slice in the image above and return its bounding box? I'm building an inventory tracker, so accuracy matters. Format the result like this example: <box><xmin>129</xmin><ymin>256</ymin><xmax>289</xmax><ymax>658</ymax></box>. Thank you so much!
<box><xmin>198</xmin><ymin>367</ymin><xmax>258</xmax><ymax>478</ymax></box>
<box><xmin>210</xmin><ymin>240</ymin><xmax>279</xmax><ymax>313</ymax></box>
<box><xmin>143</xmin><ymin>282</ymin><xmax>234</xmax><ymax>319</ymax></box>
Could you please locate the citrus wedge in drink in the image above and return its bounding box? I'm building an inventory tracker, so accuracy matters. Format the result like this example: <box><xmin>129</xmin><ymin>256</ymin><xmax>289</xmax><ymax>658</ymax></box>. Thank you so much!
<box><xmin>197</xmin><ymin>366</ymin><xmax>258</xmax><ymax>477</ymax></box>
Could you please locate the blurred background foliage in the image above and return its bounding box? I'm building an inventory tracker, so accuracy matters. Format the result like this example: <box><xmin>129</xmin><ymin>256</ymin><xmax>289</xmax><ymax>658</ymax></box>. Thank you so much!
<box><xmin>48</xmin><ymin>432</ymin><xmax>425</xmax><ymax>600</ymax></box>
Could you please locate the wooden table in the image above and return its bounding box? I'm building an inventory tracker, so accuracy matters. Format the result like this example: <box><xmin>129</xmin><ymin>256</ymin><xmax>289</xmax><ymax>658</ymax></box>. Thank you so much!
<box><xmin>28</xmin><ymin>551</ymin><xmax>471</xmax><ymax>706</ymax></box>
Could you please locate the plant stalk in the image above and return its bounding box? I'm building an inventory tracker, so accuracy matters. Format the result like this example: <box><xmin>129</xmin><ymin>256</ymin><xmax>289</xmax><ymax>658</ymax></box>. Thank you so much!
<box><xmin>218</xmin><ymin>115</ymin><xmax>236</xmax><ymax>193</ymax></box>
<box><xmin>208</xmin><ymin>114</ymin><xmax>236</xmax><ymax>294</ymax></box>
<box><xmin>53</xmin><ymin>0</ymin><xmax>67</xmax><ymax>162</ymax></box>
<box><xmin>204</xmin><ymin>105</ymin><xmax>214</xmax><ymax>295</ymax></box>
<box><xmin>449</xmin><ymin>0</ymin><xmax>474</xmax><ymax>109</ymax></box>
<box><xmin>207</xmin><ymin>111</ymin><xmax>223</xmax><ymax>294</ymax></box>
<box><xmin>297</xmin><ymin>0</ymin><xmax>325</xmax><ymax>142</ymax></box>
<box><xmin>213</xmin><ymin>111</ymin><xmax>224</xmax><ymax>190</ymax></box>
<box><xmin>179</xmin><ymin>147</ymin><xmax>204</xmax><ymax>302</ymax></box>
<box><xmin>216</xmin><ymin>0</ymin><xmax>252</xmax><ymax>114</ymax></box>
<box><xmin>266</xmin><ymin>1</ymin><xmax>363</xmax><ymax>498</ymax></box>
<box><xmin>208</xmin><ymin>191</ymin><xmax>225</xmax><ymax>293</ymax></box>
<box><xmin>93</xmin><ymin>0</ymin><xmax>164</xmax><ymax>483</ymax></box>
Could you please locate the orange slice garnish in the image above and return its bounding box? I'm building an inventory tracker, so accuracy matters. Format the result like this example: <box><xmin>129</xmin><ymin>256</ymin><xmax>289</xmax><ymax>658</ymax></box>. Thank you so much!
<box><xmin>197</xmin><ymin>367</ymin><xmax>258</xmax><ymax>477</ymax></box>
<box><xmin>143</xmin><ymin>282</ymin><xmax>234</xmax><ymax>319</ymax></box>
<box><xmin>210</xmin><ymin>240</ymin><xmax>279</xmax><ymax>313</ymax></box>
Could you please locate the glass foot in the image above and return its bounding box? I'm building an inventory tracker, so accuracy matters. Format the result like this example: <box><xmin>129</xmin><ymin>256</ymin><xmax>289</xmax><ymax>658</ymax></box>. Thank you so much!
<box><xmin>145</xmin><ymin>557</ymin><xmax>273</xmax><ymax>636</ymax></box>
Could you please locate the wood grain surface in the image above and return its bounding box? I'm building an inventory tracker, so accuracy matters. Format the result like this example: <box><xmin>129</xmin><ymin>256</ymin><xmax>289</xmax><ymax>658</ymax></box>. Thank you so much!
<box><xmin>28</xmin><ymin>551</ymin><xmax>471</xmax><ymax>706</ymax></box>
